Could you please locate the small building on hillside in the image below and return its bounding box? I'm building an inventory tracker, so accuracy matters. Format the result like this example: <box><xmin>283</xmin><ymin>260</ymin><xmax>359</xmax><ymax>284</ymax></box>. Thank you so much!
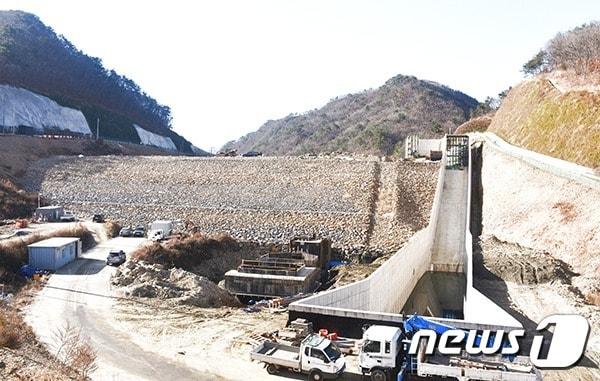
<box><xmin>34</xmin><ymin>205</ymin><xmax>64</xmax><ymax>222</ymax></box>
<box><xmin>28</xmin><ymin>237</ymin><xmax>81</xmax><ymax>271</ymax></box>
<box><xmin>405</xmin><ymin>135</ymin><xmax>443</xmax><ymax>160</ymax></box>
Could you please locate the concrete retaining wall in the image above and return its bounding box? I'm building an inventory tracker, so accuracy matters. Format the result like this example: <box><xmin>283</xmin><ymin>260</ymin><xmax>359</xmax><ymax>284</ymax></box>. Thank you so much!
<box><xmin>482</xmin><ymin>132</ymin><xmax>600</xmax><ymax>190</ymax></box>
<box><xmin>291</xmin><ymin>135</ymin><xmax>522</xmax><ymax>328</ymax></box>
<box><xmin>462</xmin><ymin>138</ymin><xmax>520</xmax><ymax>327</ymax></box>
<box><xmin>292</xmin><ymin>147</ymin><xmax>448</xmax><ymax>314</ymax></box>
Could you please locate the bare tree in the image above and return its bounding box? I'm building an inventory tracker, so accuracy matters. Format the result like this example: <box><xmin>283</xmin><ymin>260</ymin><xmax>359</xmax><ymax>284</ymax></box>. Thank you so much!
<box><xmin>547</xmin><ymin>22</ymin><xmax>600</xmax><ymax>74</ymax></box>
<box><xmin>70</xmin><ymin>341</ymin><xmax>98</xmax><ymax>378</ymax></box>
<box><xmin>51</xmin><ymin>322</ymin><xmax>98</xmax><ymax>379</ymax></box>
<box><xmin>523</xmin><ymin>21</ymin><xmax>600</xmax><ymax>76</ymax></box>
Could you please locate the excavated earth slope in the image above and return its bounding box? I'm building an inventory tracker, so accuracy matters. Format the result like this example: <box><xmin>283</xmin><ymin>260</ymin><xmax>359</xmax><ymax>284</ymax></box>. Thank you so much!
<box><xmin>488</xmin><ymin>75</ymin><xmax>600</xmax><ymax>168</ymax></box>
<box><xmin>474</xmin><ymin>146</ymin><xmax>600</xmax><ymax>381</ymax></box>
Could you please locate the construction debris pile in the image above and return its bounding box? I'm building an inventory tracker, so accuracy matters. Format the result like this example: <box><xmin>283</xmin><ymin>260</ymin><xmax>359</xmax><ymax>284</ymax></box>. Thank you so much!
<box><xmin>277</xmin><ymin>318</ymin><xmax>314</xmax><ymax>346</ymax></box>
<box><xmin>24</xmin><ymin>155</ymin><xmax>439</xmax><ymax>258</ymax></box>
<box><xmin>474</xmin><ymin>236</ymin><xmax>576</xmax><ymax>285</ymax></box>
<box><xmin>111</xmin><ymin>260</ymin><xmax>239</xmax><ymax>308</ymax></box>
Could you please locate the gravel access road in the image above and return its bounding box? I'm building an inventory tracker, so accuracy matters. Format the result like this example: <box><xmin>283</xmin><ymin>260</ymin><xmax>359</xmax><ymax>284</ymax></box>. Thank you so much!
<box><xmin>25</xmin><ymin>237</ymin><xmax>211</xmax><ymax>381</ymax></box>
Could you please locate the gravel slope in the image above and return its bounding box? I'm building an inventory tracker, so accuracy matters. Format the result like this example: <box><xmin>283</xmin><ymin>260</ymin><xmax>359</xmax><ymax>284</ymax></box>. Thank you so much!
<box><xmin>24</xmin><ymin>156</ymin><xmax>439</xmax><ymax>256</ymax></box>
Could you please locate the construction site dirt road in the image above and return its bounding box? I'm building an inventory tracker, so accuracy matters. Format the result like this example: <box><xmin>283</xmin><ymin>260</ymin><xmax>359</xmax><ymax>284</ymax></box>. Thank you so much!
<box><xmin>24</xmin><ymin>236</ymin><xmax>213</xmax><ymax>381</ymax></box>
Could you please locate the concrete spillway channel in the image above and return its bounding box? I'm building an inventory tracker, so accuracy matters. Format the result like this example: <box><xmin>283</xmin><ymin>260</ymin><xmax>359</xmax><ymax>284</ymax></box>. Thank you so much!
<box><xmin>289</xmin><ymin>135</ymin><xmax>521</xmax><ymax>337</ymax></box>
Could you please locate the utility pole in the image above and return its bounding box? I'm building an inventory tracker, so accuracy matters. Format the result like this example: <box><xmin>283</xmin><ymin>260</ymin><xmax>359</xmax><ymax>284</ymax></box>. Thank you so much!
<box><xmin>96</xmin><ymin>117</ymin><xmax>100</xmax><ymax>140</ymax></box>
<box><xmin>37</xmin><ymin>193</ymin><xmax>41</xmax><ymax>208</ymax></box>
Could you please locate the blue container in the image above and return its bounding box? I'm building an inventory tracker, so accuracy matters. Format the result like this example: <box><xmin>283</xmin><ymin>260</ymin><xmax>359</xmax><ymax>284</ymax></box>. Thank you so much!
<box><xmin>27</xmin><ymin>237</ymin><xmax>80</xmax><ymax>271</ymax></box>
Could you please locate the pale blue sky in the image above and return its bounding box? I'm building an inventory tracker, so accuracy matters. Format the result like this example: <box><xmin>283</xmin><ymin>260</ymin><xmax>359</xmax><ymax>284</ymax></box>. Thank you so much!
<box><xmin>1</xmin><ymin>1</ymin><xmax>598</xmax><ymax>151</ymax></box>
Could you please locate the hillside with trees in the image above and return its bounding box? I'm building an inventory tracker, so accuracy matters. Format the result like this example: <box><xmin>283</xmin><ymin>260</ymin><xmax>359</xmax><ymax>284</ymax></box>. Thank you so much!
<box><xmin>0</xmin><ymin>10</ymin><xmax>196</xmax><ymax>153</ymax></box>
<box><xmin>522</xmin><ymin>21</ymin><xmax>600</xmax><ymax>76</ymax></box>
<box><xmin>488</xmin><ymin>21</ymin><xmax>600</xmax><ymax>168</ymax></box>
<box><xmin>223</xmin><ymin>74</ymin><xmax>478</xmax><ymax>156</ymax></box>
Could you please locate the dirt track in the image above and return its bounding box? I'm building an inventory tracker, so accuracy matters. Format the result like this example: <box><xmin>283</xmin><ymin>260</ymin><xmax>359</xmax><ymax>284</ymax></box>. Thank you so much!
<box><xmin>24</xmin><ymin>237</ymin><xmax>212</xmax><ymax>381</ymax></box>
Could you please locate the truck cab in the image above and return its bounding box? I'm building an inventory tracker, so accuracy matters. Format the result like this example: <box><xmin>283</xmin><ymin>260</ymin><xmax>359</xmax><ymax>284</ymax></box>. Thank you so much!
<box><xmin>301</xmin><ymin>335</ymin><xmax>345</xmax><ymax>379</ymax></box>
<box><xmin>148</xmin><ymin>229</ymin><xmax>164</xmax><ymax>241</ymax></box>
<box><xmin>359</xmin><ymin>325</ymin><xmax>402</xmax><ymax>381</ymax></box>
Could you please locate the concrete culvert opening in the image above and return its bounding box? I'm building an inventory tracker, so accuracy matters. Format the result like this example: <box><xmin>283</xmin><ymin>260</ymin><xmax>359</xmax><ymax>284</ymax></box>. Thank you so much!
<box><xmin>401</xmin><ymin>271</ymin><xmax>466</xmax><ymax>319</ymax></box>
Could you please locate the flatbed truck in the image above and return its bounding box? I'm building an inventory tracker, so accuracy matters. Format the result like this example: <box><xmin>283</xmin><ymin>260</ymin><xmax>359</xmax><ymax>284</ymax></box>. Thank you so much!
<box><xmin>250</xmin><ymin>334</ymin><xmax>346</xmax><ymax>380</ymax></box>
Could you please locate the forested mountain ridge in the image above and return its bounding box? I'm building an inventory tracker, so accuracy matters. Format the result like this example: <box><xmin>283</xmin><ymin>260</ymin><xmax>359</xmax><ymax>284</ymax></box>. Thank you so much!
<box><xmin>0</xmin><ymin>10</ymin><xmax>197</xmax><ymax>153</ymax></box>
<box><xmin>223</xmin><ymin>74</ymin><xmax>478</xmax><ymax>156</ymax></box>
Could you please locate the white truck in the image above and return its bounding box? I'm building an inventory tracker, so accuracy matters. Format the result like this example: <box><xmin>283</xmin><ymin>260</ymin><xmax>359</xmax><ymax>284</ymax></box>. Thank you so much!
<box><xmin>358</xmin><ymin>320</ymin><xmax>541</xmax><ymax>381</ymax></box>
<box><xmin>359</xmin><ymin>325</ymin><xmax>403</xmax><ymax>381</ymax></box>
<box><xmin>148</xmin><ymin>220</ymin><xmax>173</xmax><ymax>241</ymax></box>
<box><xmin>250</xmin><ymin>334</ymin><xmax>346</xmax><ymax>380</ymax></box>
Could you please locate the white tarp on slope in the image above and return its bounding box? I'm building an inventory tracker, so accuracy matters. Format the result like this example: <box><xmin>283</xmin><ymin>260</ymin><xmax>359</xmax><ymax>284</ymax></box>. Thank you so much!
<box><xmin>134</xmin><ymin>124</ymin><xmax>177</xmax><ymax>150</ymax></box>
<box><xmin>191</xmin><ymin>145</ymin><xmax>208</xmax><ymax>156</ymax></box>
<box><xmin>0</xmin><ymin>85</ymin><xmax>91</xmax><ymax>134</ymax></box>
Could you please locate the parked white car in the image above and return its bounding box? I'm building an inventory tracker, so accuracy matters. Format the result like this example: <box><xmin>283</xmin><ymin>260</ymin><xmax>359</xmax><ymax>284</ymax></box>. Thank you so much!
<box><xmin>59</xmin><ymin>211</ymin><xmax>76</xmax><ymax>222</ymax></box>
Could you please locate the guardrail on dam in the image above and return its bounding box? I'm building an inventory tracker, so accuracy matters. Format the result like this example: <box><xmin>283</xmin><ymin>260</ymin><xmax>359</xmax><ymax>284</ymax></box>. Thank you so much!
<box><xmin>289</xmin><ymin>135</ymin><xmax>521</xmax><ymax>336</ymax></box>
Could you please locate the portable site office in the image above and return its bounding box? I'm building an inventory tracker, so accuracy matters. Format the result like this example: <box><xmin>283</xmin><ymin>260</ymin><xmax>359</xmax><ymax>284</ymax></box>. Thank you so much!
<box><xmin>34</xmin><ymin>205</ymin><xmax>64</xmax><ymax>222</ymax></box>
<box><xmin>27</xmin><ymin>237</ymin><xmax>81</xmax><ymax>271</ymax></box>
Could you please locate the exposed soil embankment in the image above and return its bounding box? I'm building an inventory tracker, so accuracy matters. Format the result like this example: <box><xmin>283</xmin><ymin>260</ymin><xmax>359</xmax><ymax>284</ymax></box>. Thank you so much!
<box><xmin>112</xmin><ymin>261</ymin><xmax>239</xmax><ymax>308</ymax></box>
<box><xmin>480</xmin><ymin>147</ymin><xmax>600</xmax><ymax>298</ymax></box>
<box><xmin>488</xmin><ymin>75</ymin><xmax>600</xmax><ymax>168</ymax></box>
<box><xmin>474</xmin><ymin>236</ymin><xmax>576</xmax><ymax>285</ymax></box>
<box><xmin>472</xmin><ymin>144</ymin><xmax>600</xmax><ymax>380</ymax></box>
<box><xmin>130</xmin><ymin>233</ymin><xmax>270</xmax><ymax>282</ymax></box>
<box><xmin>112</xmin><ymin>233</ymin><xmax>273</xmax><ymax>307</ymax></box>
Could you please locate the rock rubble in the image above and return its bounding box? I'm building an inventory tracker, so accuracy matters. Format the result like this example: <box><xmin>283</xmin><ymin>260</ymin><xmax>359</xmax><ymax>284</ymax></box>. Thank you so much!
<box><xmin>25</xmin><ymin>156</ymin><xmax>439</xmax><ymax>257</ymax></box>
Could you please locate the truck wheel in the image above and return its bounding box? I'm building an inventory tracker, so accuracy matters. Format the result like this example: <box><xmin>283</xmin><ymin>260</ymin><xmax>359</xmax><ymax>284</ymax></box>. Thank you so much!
<box><xmin>266</xmin><ymin>364</ymin><xmax>279</xmax><ymax>374</ymax></box>
<box><xmin>309</xmin><ymin>369</ymin><xmax>323</xmax><ymax>381</ymax></box>
<box><xmin>371</xmin><ymin>369</ymin><xmax>387</xmax><ymax>381</ymax></box>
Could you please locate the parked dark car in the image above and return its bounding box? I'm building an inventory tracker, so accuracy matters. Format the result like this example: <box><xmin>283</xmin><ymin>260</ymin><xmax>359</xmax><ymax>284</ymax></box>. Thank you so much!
<box><xmin>106</xmin><ymin>250</ymin><xmax>126</xmax><ymax>266</ymax></box>
<box><xmin>14</xmin><ymin>229</ymin><xmax>32</xmax><ymax>237</ymax></box>
<box><xmin>119</xmin><ymin>226</ymin><xmax>133</xmax><ymax>237</ymax></box>
<box><xmin>242</xmin><ymin>151</ymin><xmax>263</xmax><ymax>157</ymax></box>
<box><xmin>92</xmin><ymin>214</ymin><xmax>105</xmax><ymax>223</ymax></box>
<box><xmin>133</xmin><ymin>225</ymin><xmax>146</xmax><ymax>237</ymax></box>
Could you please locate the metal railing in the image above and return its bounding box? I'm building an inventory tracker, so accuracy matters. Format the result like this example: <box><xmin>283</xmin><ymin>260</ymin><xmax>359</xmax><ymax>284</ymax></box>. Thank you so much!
<box><xmin>446</xmin><ymin>135</ymin><xmax>469</xmax><ymax>169</ymax></box>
